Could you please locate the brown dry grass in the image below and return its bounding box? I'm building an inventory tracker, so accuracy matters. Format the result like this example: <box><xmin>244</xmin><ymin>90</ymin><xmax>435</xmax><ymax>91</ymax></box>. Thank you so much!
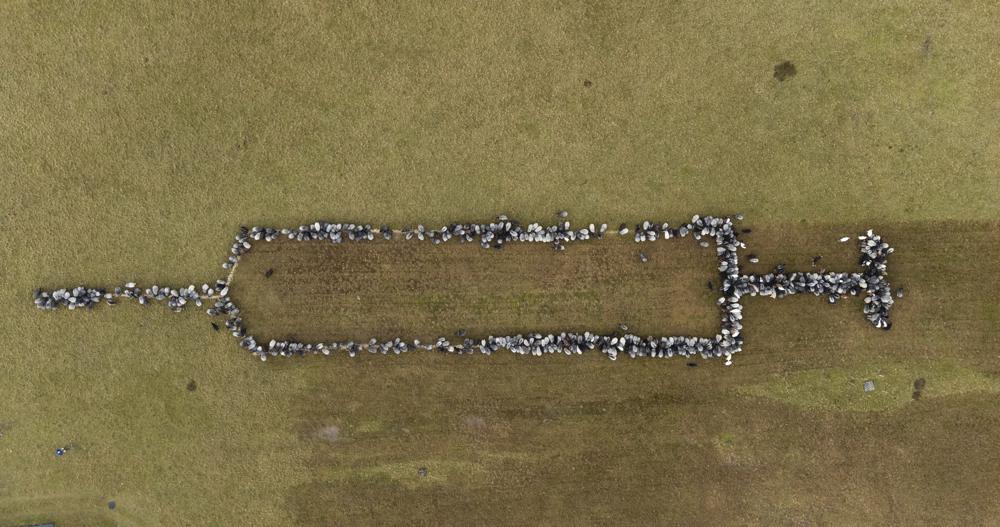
<box><xmin>231</xmin><ymin>234</ymin><xmax>720</xmax><ymax>343</ymax></box>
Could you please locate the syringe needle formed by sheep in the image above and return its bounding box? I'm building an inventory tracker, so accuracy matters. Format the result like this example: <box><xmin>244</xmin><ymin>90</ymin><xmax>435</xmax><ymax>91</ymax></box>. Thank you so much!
<box><xmin>32</xmin><ymin>215</ymin><xmax>895</xmax><ymax>366</ymax></box>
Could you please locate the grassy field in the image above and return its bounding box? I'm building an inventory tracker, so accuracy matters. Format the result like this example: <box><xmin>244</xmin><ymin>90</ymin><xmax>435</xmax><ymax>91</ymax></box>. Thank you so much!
<box><xmin>231</xmin><ymin>234</ymin><xmax>722</xmax><ymax>342</ymax></box>
<box><xmin>2</xmin><ymin>2</ymin><xmax>1000</xmax><ymax>526</ymax></box>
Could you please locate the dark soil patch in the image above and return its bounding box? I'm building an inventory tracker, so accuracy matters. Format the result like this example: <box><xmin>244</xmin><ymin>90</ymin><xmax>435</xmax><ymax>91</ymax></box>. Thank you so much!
<box><xmin>774</xmin><ymin>61</ymin><xmax>797</xmax><ymax>81</ymax></box>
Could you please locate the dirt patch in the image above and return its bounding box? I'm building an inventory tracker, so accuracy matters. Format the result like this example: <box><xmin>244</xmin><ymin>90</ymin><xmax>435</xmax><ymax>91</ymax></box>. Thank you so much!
<box><xmin>186</xmin><ymin>380</ymin><xmax>197</xmax><ymax>392</ymax></box>
<box><xmin>318</xmin><ymin>425</ymin><xmax>341</xmax><ymax>443</ymax></box>
<box><xmin>913</xmin><ymin>377</ymin><xmax>926</xmax><ymax>400</ymax></box>
<box><xmin>463</xmin><ymin>415</ymin><xmax>487</xmax><ymax>430</ymax></box>
<box><xmin>461</xmin><ymin>414</ymin><xmax>511</xmax><ymax>439</ymax></box>
<box><xmin>774</xmin><ymin>61</ymin><xmax>797</xmax><ymax>81</ymax></box>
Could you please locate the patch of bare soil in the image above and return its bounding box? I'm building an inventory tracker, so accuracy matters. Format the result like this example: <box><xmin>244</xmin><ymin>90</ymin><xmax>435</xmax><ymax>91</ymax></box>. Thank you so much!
<box><xmin>317</xmin><ymin>425</ymin><xmax>341</xmax><ymax>443</ymax></box>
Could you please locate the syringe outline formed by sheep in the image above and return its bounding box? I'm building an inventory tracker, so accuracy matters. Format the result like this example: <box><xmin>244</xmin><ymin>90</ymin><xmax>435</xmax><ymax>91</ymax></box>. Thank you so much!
<box><xmin>33</xmin><ymin>214</ymin><xmax>896</xmax><ymax>365</ymax></box>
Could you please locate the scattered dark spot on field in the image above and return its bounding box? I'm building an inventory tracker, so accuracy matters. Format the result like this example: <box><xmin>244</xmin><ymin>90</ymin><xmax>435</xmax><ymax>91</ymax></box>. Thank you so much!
<box><xmin>913</xmin><ymin>377</ymin><xmax>926</xmax><ymax>399</ymax></box>
<box><xmin>211</xmin><ymin>322</ymin><xmax>220</xmax><ymax>332</ymax></box>
<box><xmin>687</xmin><ymin>362</ymin><xmax>698</xmax><ymax>368</ymax></box>
<box><xmin>108</xmin><ymin>500</ymin><xmax>117</xmax><ymax>510</ymax></box>
<box><xmin>774</xmin><ymin>61</ymin><xmax>796</xmax><ymax>81</ymax></box>
<box><xmin>417</xmin><ymin>467</ymin><xmax>428</xmax><ymax>477</ymax></box>
<box><xmin>583</xmin><ymin>79</ymin><xmax>592</xmax><ymax>87</ymax></box>
<box><xmin>922</xmin><ymin>35</ymin><xmax>933</xmax><ymax>56</ymax></box>
<box><xmin>186</xmin><ymin>380</ymin><xmax>197</xmax><ymax>392</ymax></box>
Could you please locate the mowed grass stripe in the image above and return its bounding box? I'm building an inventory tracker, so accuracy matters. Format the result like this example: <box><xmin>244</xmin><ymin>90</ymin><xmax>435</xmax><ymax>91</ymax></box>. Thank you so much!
<box><xmin>230</xmin><ymin>236</ymin><xmax>722</xmax><ymax>343</ymax></box>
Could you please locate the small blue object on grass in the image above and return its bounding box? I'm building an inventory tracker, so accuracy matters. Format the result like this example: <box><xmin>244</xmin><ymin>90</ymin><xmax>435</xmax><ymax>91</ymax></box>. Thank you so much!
<box><xmin>108</xmin><ymin>500</ymin><xmax>117</xmax><ymax>510</ymax></box>
<box><xmin>55</xmin><ymin>447</ymin><xmax>65</xmax><ymax>457</ymax></box>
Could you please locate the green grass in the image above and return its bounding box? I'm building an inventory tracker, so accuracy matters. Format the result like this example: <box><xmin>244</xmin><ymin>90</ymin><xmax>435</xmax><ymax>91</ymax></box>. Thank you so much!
<box><xmin>2</xmin><ymin>2</ymin><xmax>1000</xmax><ymax>525</ymax></box>
<box><xmin>740</xmin><ymin>361</ymin><xmax>1000</xmax><ymax>412</ymax></box>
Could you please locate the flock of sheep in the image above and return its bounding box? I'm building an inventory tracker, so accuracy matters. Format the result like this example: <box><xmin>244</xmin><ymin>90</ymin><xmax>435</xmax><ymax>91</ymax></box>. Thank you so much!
<box><xmin>33</xmin><ymin>214</ymin><xmax>896</xmax><ymax>365</ymax></box>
